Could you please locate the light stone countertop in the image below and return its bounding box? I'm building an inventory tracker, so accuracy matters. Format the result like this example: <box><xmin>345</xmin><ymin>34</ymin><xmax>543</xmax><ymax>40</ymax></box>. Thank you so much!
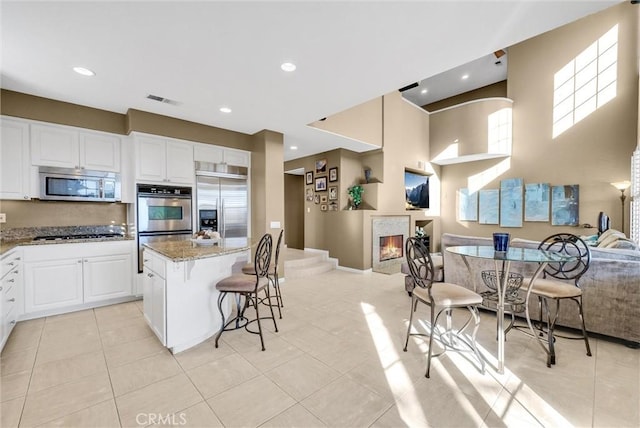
<box><xmin>143</xmin><ymin>237</ymin><xmax>253</xmax><ymax>262</ymax></box>
<box><xmin>0</xmin><ymin>236</ymin><xmax>134</xmax><ymax>256</ymax></box>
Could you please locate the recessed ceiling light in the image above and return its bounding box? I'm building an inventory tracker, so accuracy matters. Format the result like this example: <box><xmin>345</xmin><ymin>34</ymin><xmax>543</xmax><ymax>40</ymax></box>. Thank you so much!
<box><xmin>219</xmin><ymin>107</ymin><xmax>232</xmax><ymax>113</ymax></box>
<box><xmin>421</xmin><ymin>89</ymin><xmax>428</xmax><ymax>94</ymax></box>
<box><xmin>290</xmin><ymin>146</ymin><xmax>298</xmax><ymax>150</ymax></box>
<box><xmin>281</xmin><ymin>62</ymin><xmax>296</xmax><ymax>72</ymax></box>
<box><xmin>461</xmin><ymin>74</ymin><xmax>469</xmax><ymax>80</ymax></box>
<box><xmin>73</xmin><ymin>66</ymin><xmax>95</xmax><ymax>76</ymax></box>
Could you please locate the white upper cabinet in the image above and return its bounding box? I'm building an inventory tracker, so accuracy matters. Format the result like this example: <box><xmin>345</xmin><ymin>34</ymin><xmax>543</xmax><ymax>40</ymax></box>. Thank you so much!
<box><xmin>193</xmin><ymin>144</ymin><xmax>223</xmax><ymax>164</ymax></box>
<box><xmin>135</xmin><ymin>134</ymin><xmax>194</xmax><ymax>185</ymax></box>
<box><xmin>194</xmin><ymin>143</ymin><xmax>250</xmax><ymax>167</ymax></box>
<box><xmin>222</xmin><ymin>148</ymin><xmax>250</xmax><ymax>167</ymax></box>
<box><xmin>79</xmin><ymin>131</ymin><xmax>121</xmax><ymax>172</ymax></box>
<box><xmin>0</xmin><ymin>118</ymin><xmax>31</xmax><ymax>200</ymax></box>
<box><xmin>31</xmin><ymin>124</ymin><xmax>79</xmax><ymax>168</ymax></box>
<box><xmin>31</xmin><ymin>123</ymin><xmax>121</xmax><ymax>172</ymax></box>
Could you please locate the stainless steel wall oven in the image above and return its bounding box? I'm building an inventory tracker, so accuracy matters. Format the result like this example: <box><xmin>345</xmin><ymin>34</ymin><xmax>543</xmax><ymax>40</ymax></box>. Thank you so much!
<box><xmin>136</xmin><ymin>184</ymin><xmax>192</xmax><ymax>272</ymax></box>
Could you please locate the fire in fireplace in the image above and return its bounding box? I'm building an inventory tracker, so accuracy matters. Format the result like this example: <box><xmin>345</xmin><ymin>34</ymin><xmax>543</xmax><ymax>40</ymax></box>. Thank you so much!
<box><xmin>379</xmin><ymin>235</ymin><xmax>404</xmax><ymax>261</ymax></box>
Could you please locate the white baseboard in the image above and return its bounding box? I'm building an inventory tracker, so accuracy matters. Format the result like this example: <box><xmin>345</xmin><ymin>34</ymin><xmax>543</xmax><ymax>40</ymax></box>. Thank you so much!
<box><xmin>337</xmin><ymin>265</ymin><xmax>373</xmax><ymax>274</ymax></box>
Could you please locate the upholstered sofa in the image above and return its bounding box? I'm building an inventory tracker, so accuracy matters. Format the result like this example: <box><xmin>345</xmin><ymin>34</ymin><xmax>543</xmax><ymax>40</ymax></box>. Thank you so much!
<box><xmin>440</xmin><ymin>232</ymin><xmax>640</xmax><ymax>344</ymax></box>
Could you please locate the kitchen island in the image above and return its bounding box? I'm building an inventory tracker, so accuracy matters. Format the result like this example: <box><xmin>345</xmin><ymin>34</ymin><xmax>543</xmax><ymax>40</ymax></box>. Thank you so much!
<box><xmin>142</xmin><ymin>238</ymin><xmax>252</xmax><ymax>353</ymax></box>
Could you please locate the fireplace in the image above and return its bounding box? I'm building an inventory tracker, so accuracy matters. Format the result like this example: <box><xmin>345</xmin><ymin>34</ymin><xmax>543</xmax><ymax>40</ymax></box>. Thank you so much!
<box><xmin>372</xmin><ymin>216</ymin><xmax>410</xmax><ymax>274</ymax></box>
<box><xmin>379</xmin><ymin>235</ymin><xmax>404</xmax><ymax>261</ymax></box>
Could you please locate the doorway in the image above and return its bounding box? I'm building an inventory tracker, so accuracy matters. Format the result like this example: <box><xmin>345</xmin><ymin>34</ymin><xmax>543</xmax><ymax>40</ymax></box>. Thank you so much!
<box><xmin>284</xmin><ymin>171</ymin><xmax>304</xmax><ymax>249</ymax></box>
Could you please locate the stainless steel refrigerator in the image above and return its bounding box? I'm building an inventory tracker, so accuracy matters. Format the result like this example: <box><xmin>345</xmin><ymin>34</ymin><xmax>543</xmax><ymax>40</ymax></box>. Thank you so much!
<box><xmin>195</xmin><ymin>161</ymin><xmax>248</xmax><ymax>238</ymax></box>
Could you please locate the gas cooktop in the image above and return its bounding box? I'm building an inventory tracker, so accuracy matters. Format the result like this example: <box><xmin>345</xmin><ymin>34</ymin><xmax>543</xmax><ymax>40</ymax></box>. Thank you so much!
<box><xmin>33</xmin><ymin>233</ymin><xmax>124</xmax><ymax>242</ymax></box>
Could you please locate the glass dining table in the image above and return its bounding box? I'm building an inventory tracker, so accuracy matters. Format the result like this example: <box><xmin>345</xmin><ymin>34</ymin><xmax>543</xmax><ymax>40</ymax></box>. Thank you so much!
<box><xmin>445</xmin><ymin>245</ymin><xmax>576</xmax><ymax>374</ymax></box>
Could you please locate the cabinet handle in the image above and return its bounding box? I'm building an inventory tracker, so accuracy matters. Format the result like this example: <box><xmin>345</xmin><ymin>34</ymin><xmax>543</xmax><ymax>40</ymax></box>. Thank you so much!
<box><xmin>10</xmin><ymin>320</ymin><xmax>16</xmax><ymax>325</ymax></box>
<box><xmin>84</xmin><ymin>259</ymin><xmax>88</xmax><ymax>263</ymax></box>
<box><xmin>7</xmin><ymin>262</ymin><xmax>14</xmax><ymax>266</ymax></box>
<box><xmin>7</xmin><ymin>279</ymin><xmax>14</xmax><ymax>283</ymax></box>
<box><xmin>147</xmin><ymin>273</ymin><xmax>154</xmax><ymax>278</ymax></box>
<box><xmin>24</xmin><ymin>195</ymin><xmax>29</xmax><ymax>199</ymax></box>
<box><xmin>78</xmin><ymin>260</ymin><xmax>82</xmax><ymax>263</ymax></box>
<box><xmin>8</xmin><ymin>298</ymin><xmax>15</xmax><ymax>302</ymax></box>
<box><xmin>0</xmin><ymin>286</ymin><xmax>3</xmax><ymax>291</ymax></box>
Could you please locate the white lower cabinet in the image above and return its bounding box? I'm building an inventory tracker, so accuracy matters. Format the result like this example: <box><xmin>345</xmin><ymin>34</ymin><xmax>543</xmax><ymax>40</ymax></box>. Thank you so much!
<box><xmin>83</xmin><ymin>254</ymin><xmax>133</xmax><ymax>302</ymax></box>
<box><xmin>23</xmin><ymin>241</ymin><xmax>134</xmax><ymax>317</ymax></box>
<box><xmin>1</xmin><ymin>249</ymin><xmax>22</xmax><ymax>351</ymax></box>
<box><xmin>24</xmin><ymin>258</ymin><xmax>83</xmax><ymax>313</ymax></box>
<box><xmin>142</xmin><ymin>250</ymin><xmax>166</xmax><ymax>345</ymax></box>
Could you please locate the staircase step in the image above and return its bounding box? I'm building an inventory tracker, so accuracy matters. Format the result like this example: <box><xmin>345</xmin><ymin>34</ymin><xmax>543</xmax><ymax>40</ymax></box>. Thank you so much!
<box><xmin>281</xmin><ymin>248</ymin><xmax>337</xmax><ymax>279</ymax></box>
<box><xmin>284</xmin><ymin>260</ymin><xmax>336</xmax><ymax>279</ymax></box>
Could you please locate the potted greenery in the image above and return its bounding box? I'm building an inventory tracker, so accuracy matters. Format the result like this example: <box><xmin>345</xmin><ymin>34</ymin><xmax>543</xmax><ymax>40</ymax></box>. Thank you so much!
<box><xmin>348</xmin><ymin>185</ymin><xmax>364</xmax><ymax>209</ymax></box>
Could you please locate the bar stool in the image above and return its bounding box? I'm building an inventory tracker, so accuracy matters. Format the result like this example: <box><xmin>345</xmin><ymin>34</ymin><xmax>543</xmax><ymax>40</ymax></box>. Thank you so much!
<box><xmin>242</xmin><ymin>229</ymin><xmax>284</xmax><ymax>318</ymax></box>
<box><xmin>214</xmin><ymin>233</ymin><xmax>278</xmax><ymax>351</ymax></box>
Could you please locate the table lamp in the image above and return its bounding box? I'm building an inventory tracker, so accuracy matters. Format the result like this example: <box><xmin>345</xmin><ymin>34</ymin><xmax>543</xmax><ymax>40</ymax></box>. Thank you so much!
<box><xmin>611</xmin><ymin>180</ymin><xmax>631</xmax><ymax>234</ymax></box>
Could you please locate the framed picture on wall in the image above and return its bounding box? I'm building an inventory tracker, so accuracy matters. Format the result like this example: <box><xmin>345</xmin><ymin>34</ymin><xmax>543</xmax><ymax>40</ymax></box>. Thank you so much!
<box><xmin>315</xmin><ymin>176</ymin><xmax>327</xmax><ymax>191</ymax></box>
<box><xmin>321</xmin><ymin>204</ymin><xmax>328</xmax><ymax>211</ymax></box>
<box><xmin>305</xmin><ymin>187</ymin><xmax>313</xmax><ymax>202</ymax></box>
<box><xmin>315</xmin><ymin>159</ymin><xmax>327</xmax><ymax>174</ymax></box>
<box><xmin>320</xmin><ymin>195</ymin><xmax>328</xmax><ymax>203</ymax></box>
<box><xmin>328</xmin><ymin>186</ymin><xmax>338</xmax><ymax>200</ymax></box>
<box><xmin>329</xmin><ymin>167</ymin><xmax>338</xmax><ymax>182</ymax></box>
<box><xmin>305</xmin><ymin>171</ymin><xmax>313</xmax><ymax>185</ymax></box>
<box><xmin>314</xmin><ymin>194</ymin><xmax>320</xmax><ymax>204</ymax></box>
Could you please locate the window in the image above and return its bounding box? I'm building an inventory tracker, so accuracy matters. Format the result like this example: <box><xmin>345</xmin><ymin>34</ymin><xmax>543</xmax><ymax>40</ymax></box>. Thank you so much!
<box><xmin>552</xmin><ymin>25</ymin><xmax>618</xmax><ymax>138</ymax></box>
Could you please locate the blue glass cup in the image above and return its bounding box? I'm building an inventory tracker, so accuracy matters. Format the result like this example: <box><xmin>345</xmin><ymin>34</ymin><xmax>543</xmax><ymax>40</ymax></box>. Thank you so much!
<box><xmin>493</xmin><ymin>233</ymin><xmax>510</xmax><ymax>252</ymax></box>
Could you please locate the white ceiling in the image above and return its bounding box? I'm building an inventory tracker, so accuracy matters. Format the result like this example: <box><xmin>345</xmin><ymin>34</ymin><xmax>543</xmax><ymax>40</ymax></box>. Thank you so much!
<box><xmin>1</xmin><ymin>1</ymin><xmax>621</xmax><ymax>161</ymax></box>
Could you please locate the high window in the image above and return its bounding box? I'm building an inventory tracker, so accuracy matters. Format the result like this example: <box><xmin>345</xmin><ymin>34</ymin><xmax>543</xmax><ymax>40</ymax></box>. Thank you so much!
<box><xmin>552</xmin><ymin>25</ymin><xmax>618</xmax><ymax>138</ymax></box>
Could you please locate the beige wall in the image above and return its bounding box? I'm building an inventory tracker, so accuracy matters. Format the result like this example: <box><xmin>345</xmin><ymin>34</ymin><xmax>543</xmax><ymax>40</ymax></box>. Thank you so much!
<box><xmin>0</xmin><ymin>200</ymin><xmax>127</xmax><ymax>229</ymax></box>
<box><xmin>309</xmin><ymin>97</ymin><xmax>383</xmax><ymax>148</ymax></box>
<box><xmin>126</xmin><ymin>109</ymin><xmax>252</xmax><ymax>151</ymax></box>
<box><xmin>250</xmin><ymin>130</ymin><xmax>285</xmax><ymax>240</ymax></box>
<box><xmin>438</xmin><ymin>1</ymin><xmax>638</xmax><ymax>240</ymax></box>
<box><xmin>429</xmin><ymin>98</ymin><xmax>514</xmax><ymax>161</ymax></box>
<box><xmin>1</xmin><ymin>89</ymin><xmax>127</xmax><ymax>134</ymax></box>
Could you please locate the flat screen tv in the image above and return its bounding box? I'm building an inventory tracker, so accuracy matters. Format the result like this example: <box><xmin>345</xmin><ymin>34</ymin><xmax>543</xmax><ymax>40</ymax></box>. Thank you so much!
<box><xmin>405</xmin><ymin>169</ymin><xmax>429</xmax><ymax>210</ymax></box>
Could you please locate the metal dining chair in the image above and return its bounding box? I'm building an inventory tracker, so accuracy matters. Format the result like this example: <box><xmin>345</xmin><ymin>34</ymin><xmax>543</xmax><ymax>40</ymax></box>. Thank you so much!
<box><xmin>214</xmin><ymin>233</ymin><xmax>278</xmax><ymax>351</ymax></box>
<box><xmin>403</xmin><ymin>237</ymin><xmax>485</xmax><ymax>378</ymax></box>
<box><xmin>525</xmin><ymin>233</ymin><xmax>592</xmax><ymax>367</ymax></box>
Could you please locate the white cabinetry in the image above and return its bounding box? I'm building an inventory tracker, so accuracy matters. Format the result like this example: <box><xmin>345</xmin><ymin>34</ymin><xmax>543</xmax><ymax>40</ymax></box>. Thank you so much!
<box><xmin>142</xmin><ymin>250</ymin><xmax>166</xmax><ymax>345</ymax></box>
<box><xmin>83</xmin><ymin>254</ymin><xmax>134</xmax><ymax>302</ymax></box>
<box><xmin>135</xmin><ymin>135</ymin><xmax>194</xmax><ymax>185</ymax></box>
<box><xmin>31</xmin><ymin>123</ymin><xmax>121</xmax><ymax>172</ymax></box>
<box><xmin>0</xmin><ymin>118</ymin><xmax>31</xmax><ymax>200</ymax></box>
<box><xmin>194</xmin><ymin>144</ymin><xmax>250</xmax><ymax>167</ymax></box>
<box><xmin>24</xmin><ymin>258</ymin><xmax>83</xmax><ymax>312</ymax></box>
<box><xmin>1</xmin><ymin>249</ymin><xmax>22</xmax><ymax>352</ymax></box>
<box><xmin>23</xmin><ymin>241</ymin><xmax>134</xmax><ymax>316</ymax></box>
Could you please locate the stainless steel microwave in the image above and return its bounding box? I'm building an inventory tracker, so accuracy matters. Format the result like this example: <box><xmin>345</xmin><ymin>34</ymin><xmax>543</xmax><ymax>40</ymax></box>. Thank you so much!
<box><xmin>39</xmin><ymin>166</ymin><xmax>121</xmax><ymax>202</ymax></box>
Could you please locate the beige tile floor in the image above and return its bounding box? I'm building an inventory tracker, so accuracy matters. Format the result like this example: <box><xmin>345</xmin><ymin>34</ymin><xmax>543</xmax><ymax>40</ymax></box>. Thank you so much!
<box><xmin>1</xmin><ymin>269</ymin><xmax>639</xmax><ymax>427</ymax></box>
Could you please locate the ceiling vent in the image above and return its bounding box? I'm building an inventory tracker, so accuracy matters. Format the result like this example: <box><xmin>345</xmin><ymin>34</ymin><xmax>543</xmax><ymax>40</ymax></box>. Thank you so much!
<box><xmin>146</xmin><ymin>94</ymin><xmax>180</xmax><ymax>106</ymax></box>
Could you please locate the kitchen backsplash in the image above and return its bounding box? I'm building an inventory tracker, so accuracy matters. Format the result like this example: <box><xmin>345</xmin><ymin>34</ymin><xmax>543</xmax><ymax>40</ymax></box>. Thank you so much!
<box><xmin>0</xmin><ymin>199</ymin><xmax>128</xmax><ymax>230</ymax></box>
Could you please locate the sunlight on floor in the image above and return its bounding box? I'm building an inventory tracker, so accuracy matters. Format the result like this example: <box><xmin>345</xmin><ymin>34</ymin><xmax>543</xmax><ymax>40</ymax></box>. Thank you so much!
<box><xmin>360</xmin><ymin>302</ymin><xmax>428</xmax><ymax>425</ymax></box>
